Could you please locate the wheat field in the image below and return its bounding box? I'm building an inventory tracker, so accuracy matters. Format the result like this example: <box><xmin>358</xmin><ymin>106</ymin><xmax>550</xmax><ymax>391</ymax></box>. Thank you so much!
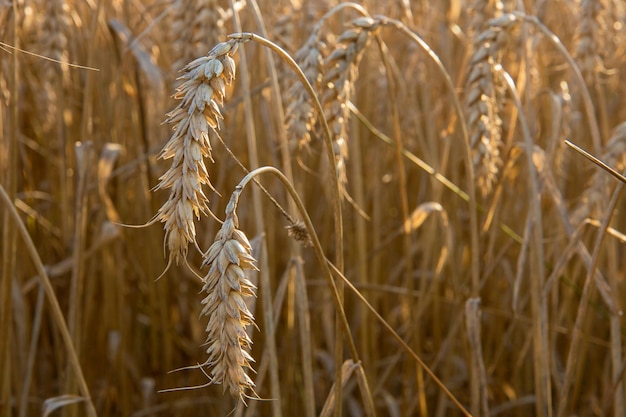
<box><xmin>1</xmin><ymin>0</ymin><xmax>626</xmax><ymax>416</ymax></box>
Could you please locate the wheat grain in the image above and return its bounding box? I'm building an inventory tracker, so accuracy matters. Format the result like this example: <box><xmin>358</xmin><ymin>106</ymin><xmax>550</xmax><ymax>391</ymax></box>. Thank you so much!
<box><xmin>199</xmin><ymin>189</ymin><xmax>258</xmax><ymax>400</ymax></box>
<box><xmin>154</xmin><ymin>40</ymin><xmax>238</xmax><ymax>264</ymax></box>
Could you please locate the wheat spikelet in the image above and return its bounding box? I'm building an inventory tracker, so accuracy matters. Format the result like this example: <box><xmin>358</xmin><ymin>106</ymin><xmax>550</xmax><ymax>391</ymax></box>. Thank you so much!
<box><xmin>35</xmin><ymin>0</ymin><xmax>69</xmax><ymax>130</ymax></box>
<box><xmin>464</xmin><ymin>15</ymin><xmax>514</xmax><ymax>197</ymax></box>
<box><xmin>572</xmin><ymin>122</ymin><xmax>626</xmax><ymax>224</ymax></box>
<box><xmin>170</xmin><ymin>0</ymin><xmax>226</xmax><ymax>75</ymax></box>
<box><xmin>322</xmin><ymin>16</ymin><xmax>381</xmax><ymax>193</ymax></box>
<box><xmin>468</xmin><ymin>0</ymin><xmax>504</xmax><ymax>36</ymax></box>
<box><xmin>199</xmin><ymin>190</ymin><xmax>258</xmax><ymax>400</ymax></box>
<box><xmin>285</xmin><ymin>26</ymin><xmax>326</xmax><ymax>150</ymax></box>
<box><xmin>154</xmin><ymin>40</ymin><xmax>238</xmax><ymax>264</ymax></box>
<box><xmin>575</xmin><ymin>0</ymin><xmax>603</xmax><ymax>85</ymax></box>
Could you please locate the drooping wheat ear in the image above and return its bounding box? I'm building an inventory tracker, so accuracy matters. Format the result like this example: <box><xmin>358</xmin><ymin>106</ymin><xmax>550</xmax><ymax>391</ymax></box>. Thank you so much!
<box><xmin>575</xmin><ymin>0</ymin><xmax>603</xmax><ymax>85</ymax></box>
<box><xmin>322</xmin><ymin>16</ymin><xmax>381</xmax><ymax>193</ymax></box>
<box><xmin>170</xmin><ymin>0</ymin><xmax>226</xmax><ymax>75</ymax></box>
<box><xmin>154</xmin><ymin>40</ymin><xmax>238</xmax><ymax>265</ymax></box>
<box><xmin>464</xmin><ymin>15</ymin><xmax>514</xmax><ymax>197</ymax></box>
<box><xmin>571</xmin><ymin>122</ymin><xmax>626</xmax><ymax>224</ymax></box>
<box><xmin>285</xmin><ymin>26</ymin><xmax>326</xmax><ymax>150</ymax></box>
<box><xmin>199</xmin><ymin>188</ymin><xmax>258</xmax><ymax>400</ymax></box>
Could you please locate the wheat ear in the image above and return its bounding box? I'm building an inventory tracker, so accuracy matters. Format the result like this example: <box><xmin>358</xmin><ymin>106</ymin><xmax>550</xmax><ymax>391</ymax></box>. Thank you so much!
<box><xmin>170</xmin><ymin>0</ymin><xmax>226</xmax><ymax>75</ymax></box>
<box><xmin>200</xmin><ymin>187</ymin><xmax>258</xmax><ymax>400</ymax></box>
<box><xmin>464</xmin><ymin>15</ymin><xmax>514</xmax><ymax>196</ymax></box>
<box><xmin>575</xmin><ymin>0</ymin><xmax>602</xmax><ymax>85</ymax></box>
<box><xmin>154</xmin><ymin>40</ymin><xmax>238</xmax><ymax>265</ymax></box>
<box><xmin>322</xmin><ymin>16</ymin><xmax>381</xmax><ymax>194</ymax></box>
<box><xmin>285</xmin><ymin>28</ymin><xmax>326</xmax><ymax>150</ymax></box>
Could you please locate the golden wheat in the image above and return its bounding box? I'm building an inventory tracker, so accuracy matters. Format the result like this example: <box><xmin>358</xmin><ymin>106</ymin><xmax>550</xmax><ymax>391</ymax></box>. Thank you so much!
<box><xmin>154</xmin><ymin>40</ymin><xmax>238</xmax><ymax>265</ymax></box>
<box><xmin>322</xmin><ymin>16</ymin><xmax>381</xmax><ymax>194</ymax></box>
<box><xmin>199</xmin><ymin>189</ymin><xmax>258</xmax><ymax>400</ymax></box>
<box><xmin>464</xmin><ymin>16</ymin><xmax>514</xmax><ymax>197</ymax></box>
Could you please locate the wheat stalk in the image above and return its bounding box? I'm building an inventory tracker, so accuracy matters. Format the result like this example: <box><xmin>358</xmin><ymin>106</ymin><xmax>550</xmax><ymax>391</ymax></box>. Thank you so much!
<box><xmin>572</xmin><ymin>122</ymin><xmax>626</xmax><ymax>224</ymax></box>
<box><xmin>154</xmin><ymin>40</ymin><xmax>238</xmax><ymax>265</ymax></box>
<box><xmin>199</xmin><ymin>188</ymin><xmax>258</xmax><ymax>400</ymax></box>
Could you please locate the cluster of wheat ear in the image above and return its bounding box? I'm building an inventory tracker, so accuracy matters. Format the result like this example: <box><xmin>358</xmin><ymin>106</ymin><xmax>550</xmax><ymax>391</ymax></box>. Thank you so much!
<box><xmin>154</xmin><ymin>40</ymin><xmax>238</xmax><ymax>265</ymax></box>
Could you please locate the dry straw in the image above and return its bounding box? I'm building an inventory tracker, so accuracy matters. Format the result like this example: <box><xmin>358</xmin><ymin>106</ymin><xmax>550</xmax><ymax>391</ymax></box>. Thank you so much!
<box><xmin>572</xmin><ymin>122</ymin><xmax>626</xmax><ymax>224</ymax></box>
<box><xmin>199</xmin><ymin>188</ymin><xmax>258</xmax><ymax>400</ymax></box>
<box><xmin>154</xmin><ymin>40</ymin><xmax>238</xmax><ymax>265</ymax></box>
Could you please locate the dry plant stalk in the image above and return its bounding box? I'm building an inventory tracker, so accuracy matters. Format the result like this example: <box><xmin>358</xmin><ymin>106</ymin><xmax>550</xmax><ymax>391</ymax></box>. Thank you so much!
<box><xmin>572</xmin><ymin>122</ymin><xmax>626</xmax><ymax>224</ymax></box>
<box><xmin>322</xmin><ymin>16</ymin><xmax>381</xmax><ymax>193</ymax></box>
<box><xmin>200</xmin><ymin>188</ymin><xmax>258</xmax><ymax>400</ymax></box>
<box><xmin>154</xmin><ymin>40</ymin><xmax>238</xmax><ymax>265</ymax></box>
<box><xmin>464</xmin><ymin>15</ymin><xmax>514</xmax><ymax>197</ymax></box>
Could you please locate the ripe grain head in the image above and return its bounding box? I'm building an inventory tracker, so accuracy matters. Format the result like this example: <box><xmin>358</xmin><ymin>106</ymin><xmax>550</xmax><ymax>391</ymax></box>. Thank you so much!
<box><xmin>154</xmin><ymin>40</ymin><xmax>238</xmax><ymax>264</ymax></box>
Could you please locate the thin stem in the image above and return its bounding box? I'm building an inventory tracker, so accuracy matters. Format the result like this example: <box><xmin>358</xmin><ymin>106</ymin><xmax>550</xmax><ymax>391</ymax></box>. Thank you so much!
<box><xmin>232</xmin><ymin>166</ymin><xmax>468</xmax><ymax>416</ymax></box>
<box><xmin>497</xmin><ymin>66</ymin><xmax>551</xmax><ymax>417</ymax></box>
<box><xmin>512</xmin><ymin>12</ymin><xmax>602</xmax><ymax>155</ymax></box>
<box><xmin>556</xmin><ymin>181</ymin><xmax>624</xmax><ymax>416</ymax></box>
<box><xmin>227</xmin><ymin>4</ymin><xmax>282</xmax><ymax>415</ymax></box>
<box><xmin>376</xmin><ymin>17</ymin><xmax>481</xmax><ymax>296</ymax></box>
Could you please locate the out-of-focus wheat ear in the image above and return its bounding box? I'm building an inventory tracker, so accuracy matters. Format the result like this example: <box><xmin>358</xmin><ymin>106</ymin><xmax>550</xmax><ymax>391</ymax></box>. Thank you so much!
<box><xmin>34</xmin><ymin>0</ymin><xmax>69</xmax><ymax>131</ymax></box>
<box><xmin>467</xmin><ymin>0</ymin><xmax>504</xmax><ymax>36</ymax></box>
<box><xmin>199</xmin><ymin>188</ymin><xmax>258</xmax><ymax>401</ymax></box>
<box><xmin>154</xmin><ymin>40</ymin><xmax>239</xmax><ymax>265</ymax></box>
<box><xmin>170</xmin><ymin>0</ymin><xmax>226</xmax><ymax>76</ymax></box>
<box><xmin>285</xmin><ymin>28</ymin><xmax>326</xmax><ymax>150</ymax></box>
<box><xmin>575</xmin><ymin>0</ymin><xmax>603</xmax><ymax>85</ymax></box>
<box><xmin>322</xmin><ymin>16</ymin><xmax>381</xmax><ymax>195</ymax></box>
<box><xmin>571</xmin><ymin>122</ymin><xmax>626</xmax><ymax>225</ymax></box>
<box><xmin>464</xmin><ymin>16</ymin><xmax>514</xmax><ymax>197</ymax></box>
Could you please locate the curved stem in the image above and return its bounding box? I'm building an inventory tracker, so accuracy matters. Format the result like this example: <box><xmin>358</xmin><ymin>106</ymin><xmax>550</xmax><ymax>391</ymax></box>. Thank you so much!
<box><xmin>376</xmin><ymin>17</ymin><xmax>481</xmax><ymax>296</ymax></box>
<box><xmin>227</xmin><ymin>32</ymin><xmax>344</xmax><ymax>274</ymax></box>
<box><xmin>512</xmin><ymin>12</ymin><xmax>602</xmax><ymax>154</ymax></box>
<box><xmin>229</xmin><ymin>167</ymin><xmax>358</xmax><ymax>362</ymax></box>
<box><xmin>230</xmin><ymin>166</ymin><xmax>471</xmax><ymax>417</ymax></box>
